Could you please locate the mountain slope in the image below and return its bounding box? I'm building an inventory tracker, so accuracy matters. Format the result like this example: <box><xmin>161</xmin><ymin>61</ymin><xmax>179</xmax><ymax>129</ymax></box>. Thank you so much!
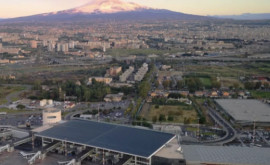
<box><xmin>4</xmin><ymin>0</ymin><xmax>207</xmax><ymax>22</ymax></box>
<box><xmin>213</xmin><ymin>13</ymin><xmax>270</xmax><ymax>20</ymax></box>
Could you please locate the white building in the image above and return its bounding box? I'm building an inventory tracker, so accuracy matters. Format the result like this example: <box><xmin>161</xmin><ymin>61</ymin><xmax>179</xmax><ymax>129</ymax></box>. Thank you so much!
<box><xmin>40</xmin><ymin>99</ymin><xmax>53</xmax><ymax>107</ymax></box>
<box><xmin>120</xmin><ymin>66</ymin><xmax>134</xmax><ymax>82</ymax></box>
<box><xmin>43</xmin><ymin>108</ymin><xmax>61</xmax><ymax>125</ymax></box>
<box><xmin>134</xmin><ymin>63</ymin><xmax>148</xmax><ymax>82</ymax></box>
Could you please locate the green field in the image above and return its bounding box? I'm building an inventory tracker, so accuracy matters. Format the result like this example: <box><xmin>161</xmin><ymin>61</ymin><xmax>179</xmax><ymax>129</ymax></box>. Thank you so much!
<box><xmin>251</xmin><ymin>90</ymin><xmax>270</xmax><ymax>99</ymax></box>
<box><xmin>0</xmin><ymin>107</ymin><xmax>30</xmax><ymax>114</ymax></box>
<box><xmin>185</xmin><ymin>63</ymin><xmax>270</xmax><ymax>78</ymax></box>
<box><xmin>199</xmin><ymin>77</ymin><xmax>212</xmax><ymax>88</ymax></box>
<box><xmin>141</xmin><ymin>104</ymin><xmax>198</xmax><ymax>123</ymax></box>
<box><xmin>0</xmin><ymin>86</ymin><xmax>25</xmax><ymax>105</ymax></box>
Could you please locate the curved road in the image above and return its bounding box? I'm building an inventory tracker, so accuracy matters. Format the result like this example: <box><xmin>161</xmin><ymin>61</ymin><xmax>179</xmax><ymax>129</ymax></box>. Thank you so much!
<box><xmin>0</xmin><ymin>84</ymin><xmax>32</xmax><ymax>108</ymax></box>
<box><xmin>203</xmin><ymin>105</ymin><xmax>237</xmax><ymax>145</ymax></box>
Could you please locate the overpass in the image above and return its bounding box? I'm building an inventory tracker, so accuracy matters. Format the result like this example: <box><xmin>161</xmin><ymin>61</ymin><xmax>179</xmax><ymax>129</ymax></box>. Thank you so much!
<box><xmin>202</xmin><ymin>106</ymin><xmax>237</xmax><ymax>145</ymax></box>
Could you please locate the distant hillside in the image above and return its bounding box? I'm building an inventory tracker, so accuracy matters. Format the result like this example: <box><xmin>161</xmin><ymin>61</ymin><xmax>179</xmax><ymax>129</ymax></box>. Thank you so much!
<box><xmin>5</xmin><ymin>9</ymin><xmax>207</xmax><ymax>22</ymax></box>
<box><xmin>213</xmin><ymin>13</ymin><xmax>270</xmax><ymax>20</ymax></box>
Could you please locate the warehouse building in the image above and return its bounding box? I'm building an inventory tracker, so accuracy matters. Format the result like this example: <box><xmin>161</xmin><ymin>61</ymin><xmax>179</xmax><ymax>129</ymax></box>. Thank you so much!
<box><xmin>215</xmin><ymin>99</ymin><xmax>270</xmax><ymax>126</ymax></box>
<box><xmin>182</xmin><ymin>145</ymin><xmax>270</xmax><ymax>165</ymax></box>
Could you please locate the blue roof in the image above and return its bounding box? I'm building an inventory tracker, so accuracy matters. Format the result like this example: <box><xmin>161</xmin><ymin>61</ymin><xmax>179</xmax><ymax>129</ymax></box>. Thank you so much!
<box><xmin>36</xmin><ymin>120</ymin><xmax>175</xmax><ymax>158</ymax></box>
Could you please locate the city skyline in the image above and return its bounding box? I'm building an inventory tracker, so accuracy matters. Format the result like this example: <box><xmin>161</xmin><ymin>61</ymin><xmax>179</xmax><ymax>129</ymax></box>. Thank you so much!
<box><xmin>0</xmin><ymin>0</ymin><xmax>270</xmax><ymax>18</ymax></box>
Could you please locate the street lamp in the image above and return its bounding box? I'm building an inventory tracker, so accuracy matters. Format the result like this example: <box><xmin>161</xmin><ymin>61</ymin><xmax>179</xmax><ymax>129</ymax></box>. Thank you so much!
<box><xmin>197</xmin><ymin>117</ymin><xmax>200</xmax><ymax>141</ymax></box>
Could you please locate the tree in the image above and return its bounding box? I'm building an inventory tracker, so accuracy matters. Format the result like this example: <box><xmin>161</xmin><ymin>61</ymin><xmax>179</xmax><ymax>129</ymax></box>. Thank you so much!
<box><xmin>244</xmin><ymin>82</ymin><xmax>255</xmax><ymax>90</ymax></box>
<box><xmin>168</xmin><ymin>93</ymin><xmax>182</xmax><ymax>99</ymax></box>
<box><xmin>75</xmin><ymin>86</ymin><xmax>82</xmax><ymax>100</ymax></box>
<box><xmin>83</xmin><ymin>88</ymin><xmax>91</xmax><ymax>102</ymax></box>
<box><xmin>138</xmin><ymin>81</ymin><xmax>150</xmax><ymax>98</ymax></box>
<box><xmin>186</xmin><ymin>78</ymin><xmax>202</xmax><ymax>92</ymax></box>
<box><xmin>176</xmin><ymin>80</ymin><xmax>184</xmax><ymax>89</ymax></box>
<box><xmin>162</xmin><ymin>80</ymin><xmax>171</xmax><ymax>89</ymax></box>
<box><xmin>211</xmin><ymin>78</ymin><xmax>221</xmax><ymax>89</ymax></box>
<box><xmin>159</xmin><ymin>114</ymin><xmax>166</xmax><ymax>122</ymax></box>
<box><xmin>154</xmin><ymin>80</ymin><xmax>160</xmax><ymax>88</ymax></box>
<box><xmin>168</xmin><ymin>116</ymin><xmax>174</xmax><ymax>121</ymax></box>
<box><xmin>233</xmin><ymin>82</ymin><xmax>240</xmax><ymax>90</ymax></box>
<box><xmin>199</xmin><ymin>116</ymin><xmax>206</xmax><ymax>124</ymax></box>
<box><xmin>263</xmin><ymin>82</ymin><xmax>269</xmax><ymax>89</ymax></box>
<box><xmin>33</xmin><ymin>80</ymin><xmax>41</xmax><ymax>90</ymax></box>
<box><xmin>184</xmin><ymin>117</ymin><xmax>191</xmax><ymax>124</ymax></box>
<box><xmin>255</xmin><ymin>82</ymin><xmax>262</xmax><ymax>89</ymax></box>
<box><xmin>16</xmin><ymin>104</ymin><xmax>25</xmax><ymax>110</ymax></box>
<box><xmin>152</xmin><ymin>116</ymin><xmax>157</xmax><ymax>123</ymax></box>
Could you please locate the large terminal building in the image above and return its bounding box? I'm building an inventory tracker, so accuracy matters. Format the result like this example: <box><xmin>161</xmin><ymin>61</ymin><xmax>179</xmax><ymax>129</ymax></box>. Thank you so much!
<box><xmin>1</xmin><ymin>118</ymin><xmax>270</xmax><ymax>165</ymax></box>
<box><xmin>0</xmin><ymin>119</ymin><xmax>184</xmax><ymax>165</ymax></box>
<box><xmin>35</xmin><ymin>119</ymin><xmax>178</xmax><ymax>165</ymax></box>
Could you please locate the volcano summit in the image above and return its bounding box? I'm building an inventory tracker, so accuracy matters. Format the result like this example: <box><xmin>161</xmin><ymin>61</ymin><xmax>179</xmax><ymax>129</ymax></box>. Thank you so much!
<box><xmin>5</xmin><ymin>0</ymin><xmax>207</xmax><ymax>22</ymax></box>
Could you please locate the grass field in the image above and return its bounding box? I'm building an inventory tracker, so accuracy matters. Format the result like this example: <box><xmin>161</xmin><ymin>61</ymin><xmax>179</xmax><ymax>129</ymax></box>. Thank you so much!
<box><xmin>199</xmin><ymin>77</ymin><xmax>212</xmax><ymax>88</ymax></box>
<box><xmin>0</xmin><ymin>107</ymin><xmax>30</xmax><ymax>114</ymax></box>
<box><xmin>251</xmin><ymin>90</ymin><xmax>270</xmax><ymax>99</ymax></box>
<box><xmin>141</xmin><ymin>104</ymin><xmax>198</xmax><ymax>123</ymax></box>
<box><xmin>185</xmin><ymin>63</ymin><xmax>269</xmax><ymax>78</ymax></box>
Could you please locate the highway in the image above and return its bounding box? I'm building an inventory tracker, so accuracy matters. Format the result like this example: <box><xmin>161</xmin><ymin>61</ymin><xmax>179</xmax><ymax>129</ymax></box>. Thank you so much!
<box><xmin>203</xmin><ymin>105</ymin><xmax>237</xmax><ymax>145</ymax></box>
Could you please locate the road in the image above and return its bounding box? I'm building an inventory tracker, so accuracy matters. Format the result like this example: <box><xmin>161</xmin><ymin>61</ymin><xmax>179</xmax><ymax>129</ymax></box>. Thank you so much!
<box><xmin>203</xmin><ymin>105</ymin><xmax>237</xmax><ymax>145</ymax></box>
<box><xmin>0</xmin><ymin>84</ymin><xmax>32</xmax><ymax>108</ymax></box>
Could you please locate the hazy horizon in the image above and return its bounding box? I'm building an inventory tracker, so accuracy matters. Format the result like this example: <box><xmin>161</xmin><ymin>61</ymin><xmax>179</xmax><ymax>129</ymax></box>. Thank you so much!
<box><xmin>0</xmin><ymin>0</ymin><xmax>270</xmax><ymax>18</ymax></box>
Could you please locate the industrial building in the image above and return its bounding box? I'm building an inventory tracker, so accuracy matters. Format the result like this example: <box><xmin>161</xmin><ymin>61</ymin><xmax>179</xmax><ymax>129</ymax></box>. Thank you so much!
<box><xmin>33</xmin><ymin>119</ymin><xmax>177</xmax><ymax>165</ymax></box>
<box><xmin>215</xmin><ymin>99</ymin><xmax>270</xmax><ymax>126</ymax></box>
<box><xmin>182</xmin><ymin>145</ymin><xmax>270</xmax><ymax>165</ymax></box>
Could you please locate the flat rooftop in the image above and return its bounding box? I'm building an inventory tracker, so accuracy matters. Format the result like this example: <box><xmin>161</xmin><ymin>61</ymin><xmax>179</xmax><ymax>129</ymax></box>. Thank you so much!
<box><xmin>182</xmin><ymin>145</ymin><xmax>270</xmax><ymax>165</ymax></box>
<box><xmin>154</xmin><ymin>137</ymin><xmax>183</xmax><ymax>159</ymax></box>
<box><xmin>216</xmin><ymin>99</ymin><xmax>270</xmax><ymax>123</ymax></box>
<box><xmin>36</xmin><ymin>120</ymin><xmax>175</xmax><ymax>158</ymax></box>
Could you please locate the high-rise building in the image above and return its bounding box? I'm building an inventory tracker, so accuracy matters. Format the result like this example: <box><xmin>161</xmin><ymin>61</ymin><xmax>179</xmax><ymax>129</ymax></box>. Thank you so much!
<box><xmin>61</xmin><ymin>43</ymin><xmax>69</xmax><ymax>52</ymax></box>
<box><xmin>69</xmin><ymin>41</ymin><xmax>75</xmax><ymax>49</ymax></box>
<box><xmin>42</xmin><ymin>40</ymin><xmax>48</xmax><ymax>47</ymax></box>
<box><xmin>48</xmin><ymin>43</ymin><xmax>55</xmax><ymax>52</ymax></box>
<box><xmin>57</xmin><ymin>43</ymin><xmax>61</xmax><ymax>52</ymax></box>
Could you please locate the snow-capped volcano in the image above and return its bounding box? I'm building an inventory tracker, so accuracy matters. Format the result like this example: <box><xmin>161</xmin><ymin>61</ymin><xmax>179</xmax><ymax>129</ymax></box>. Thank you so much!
<box><xmin>4</xmin><ymin>0</ymin><xmax>208</xmax><ymax>22</ymax></box>
<box><xmin>66</xmin><ymin>0</ymin><xmax>148</xmax><ymax>14</ymax></box>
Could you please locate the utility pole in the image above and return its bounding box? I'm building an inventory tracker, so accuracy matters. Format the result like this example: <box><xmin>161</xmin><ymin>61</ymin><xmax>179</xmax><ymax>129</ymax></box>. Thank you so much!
<box><xmin>197</xmin><ymin>117</ymin><xmax>200</xmax><ymax>141</ymax></box>
<box><xmin>98</xmin><ymin>104</ymin><xmax>100</xmax><ymax>122</ymax></box>
<box><xmin>102</xmin><ymin>149</ymin><xmax>105</xmax><ymax>165</ymax></box>
<box><xmin>252</xmin><ymin>120</ymin><xmax>256</xmax><ymax>145</ymax></box>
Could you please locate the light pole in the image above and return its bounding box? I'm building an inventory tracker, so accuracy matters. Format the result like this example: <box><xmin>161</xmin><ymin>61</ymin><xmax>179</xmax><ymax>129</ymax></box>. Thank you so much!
<box><xmin>252</xmin><ymin>120</ymin><xmax>256</xmax><ymax>145</ymax></box>
<box><xmin>197</xmin><ymin>117</ymin><xmax>200</xmax><ymax>141</ymax></box>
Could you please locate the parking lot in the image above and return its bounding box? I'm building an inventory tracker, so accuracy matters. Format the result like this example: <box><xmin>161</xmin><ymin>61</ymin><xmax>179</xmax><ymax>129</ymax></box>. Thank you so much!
<box><xmin>0</xmin><ymin>113</ymin><xmax>42</xmax><ymax>127</ymax></box>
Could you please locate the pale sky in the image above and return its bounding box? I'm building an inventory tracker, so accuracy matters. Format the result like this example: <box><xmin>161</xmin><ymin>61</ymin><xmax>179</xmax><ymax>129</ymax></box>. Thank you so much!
<box><xmin>0</xmin><ymin>0</ymin><xmax>270</xmax><ymax>18</ymax></box>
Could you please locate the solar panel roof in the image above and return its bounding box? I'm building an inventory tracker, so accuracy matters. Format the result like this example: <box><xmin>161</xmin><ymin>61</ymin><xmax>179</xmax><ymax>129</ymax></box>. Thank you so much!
<box><xmin>36</xmin><ymin>119</ymin><xmax>175</xmax><ymax>158</ymax></box>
